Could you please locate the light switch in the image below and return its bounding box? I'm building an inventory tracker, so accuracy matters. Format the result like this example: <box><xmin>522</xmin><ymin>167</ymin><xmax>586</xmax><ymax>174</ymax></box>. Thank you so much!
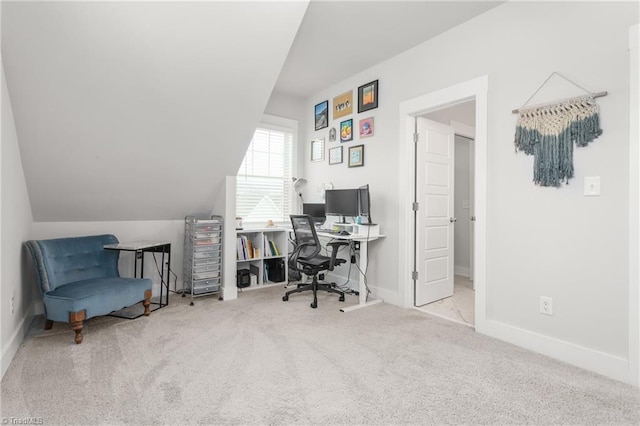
<box><xmin>584</xmin><ymin>176</ymin><xmax>600</xmax><ymax>196</ymax></box>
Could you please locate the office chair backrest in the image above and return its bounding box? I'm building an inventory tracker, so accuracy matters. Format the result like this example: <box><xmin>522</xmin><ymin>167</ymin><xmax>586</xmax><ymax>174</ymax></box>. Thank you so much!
<box><xmin>290</xmin><ymin>215</ymin><xmax>321</xmax><ymax>260</ymax></box>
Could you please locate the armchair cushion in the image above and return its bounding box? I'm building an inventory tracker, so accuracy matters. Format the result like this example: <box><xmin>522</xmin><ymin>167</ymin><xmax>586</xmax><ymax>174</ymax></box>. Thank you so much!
<box><xmin>43</xmin><ymin>277</ymin><xmax>152</xmax><ymax>322</ymax></box>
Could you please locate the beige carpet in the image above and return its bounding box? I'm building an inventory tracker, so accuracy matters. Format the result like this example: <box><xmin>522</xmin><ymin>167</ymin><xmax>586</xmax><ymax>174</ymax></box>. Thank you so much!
<box><xmin>1</xmin><ymin>286</ymin><xmax>639</xmax><ymax>425</ymax></box>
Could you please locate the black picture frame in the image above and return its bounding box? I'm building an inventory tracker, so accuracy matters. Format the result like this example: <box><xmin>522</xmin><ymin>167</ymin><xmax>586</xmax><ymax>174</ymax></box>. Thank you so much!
<box><xmin>357</xmin><ymin>80</ymin><xmax>379</xmax><ymax>113</ymax></box>
<box><xmin>348</xmin><ymin>145</ymin><xmax>364</xmax><ymax>168</ymax></box>
<box><xmin>314</xmin><ymin>100</ymin><xmax>329</xmax><ymax>131</ymax></box>
<box><xmin>340</xmin><ymin>119</ymin><xmax>353</xmax><ymax>142</ymax></box>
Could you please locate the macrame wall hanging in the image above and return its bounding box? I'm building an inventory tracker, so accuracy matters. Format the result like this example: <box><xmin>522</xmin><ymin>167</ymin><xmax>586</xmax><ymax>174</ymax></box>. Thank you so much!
<box><xmin>513</xmin><ymin>72</ymin><xmax>607</xmax><ymax>187</ymax></box>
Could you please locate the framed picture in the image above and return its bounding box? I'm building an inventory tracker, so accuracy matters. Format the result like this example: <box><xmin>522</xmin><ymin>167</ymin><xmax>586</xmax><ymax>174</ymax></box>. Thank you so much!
<box><xmin>314</xmin><ymin>100</ymin><xmax>328</xmax><ymax>131</ymax></box>
<box><xmin>359</xmin><ymin>117</ymin><xmax>374</xmax><ymax>138</ymax></box>
<box><xmin>329</xmin><ymin>127</ymin><xmax>337</xmax><ymax>142</ymax></box>
<box><xmin>348</xmin><ymin>145</ymin><xmax>364</xmax><ymax>168</ymax></box>
<box><xmin>333</xmin><ymin>90</ymin><xmax>353</xmax><ymax>119</ymax></box>
<box><xmin>358</xmin><ymin>80</ymin><xmax>378</xmax><ymax>113</ymax></box>
<box><xmin>340</xmin><ymin>119</ymin><xmax>353</xmax><ymax>142</ymax></box>
<box><xmin>311</xmin><ymin>138</ymin><xmax>325</xmax><ymax>162</ymax></box>
<box><xmin>329</xmin><ymin>146</ymin><xmax>343</xmax><ymax>165</ymax></box>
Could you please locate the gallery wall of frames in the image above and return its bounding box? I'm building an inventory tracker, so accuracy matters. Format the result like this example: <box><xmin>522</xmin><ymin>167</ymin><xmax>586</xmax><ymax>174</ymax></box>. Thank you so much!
<box><xmin>313</xmin><ymin>79</ymin><xmax>378</xmax><ymax>168</ymax></box>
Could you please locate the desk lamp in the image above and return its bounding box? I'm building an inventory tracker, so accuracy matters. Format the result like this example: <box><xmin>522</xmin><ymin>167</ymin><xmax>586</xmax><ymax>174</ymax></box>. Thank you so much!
<box><xmin>292</xmin><ymin>177</ymin><xmax>307</xmax><ymax>210</ymax></box>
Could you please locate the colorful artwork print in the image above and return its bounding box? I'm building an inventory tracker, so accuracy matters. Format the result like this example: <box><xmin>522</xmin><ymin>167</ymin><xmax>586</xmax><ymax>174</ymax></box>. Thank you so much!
<box><xmin>340</xmin><ymin>119</ymin><xmax>353</xmax><ymax>142</ymax></box>
<box><xmin>358</xmin><ymin>80</ymin><xmax>379</xmax><ymax>113</ymax></box>
<box><xmin>359</xmin><ymin>117</ymin><xmax>374</xmax><ymax>138</ymax></box>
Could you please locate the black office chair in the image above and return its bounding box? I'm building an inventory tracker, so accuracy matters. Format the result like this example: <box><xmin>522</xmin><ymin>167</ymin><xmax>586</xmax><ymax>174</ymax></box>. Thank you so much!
<box><xmin>283</xmin><ymin>215</ymin><xmax>348</xmax><ymax>308</ymax></box>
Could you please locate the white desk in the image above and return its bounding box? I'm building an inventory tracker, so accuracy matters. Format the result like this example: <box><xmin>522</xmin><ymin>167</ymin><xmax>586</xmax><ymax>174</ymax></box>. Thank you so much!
<box><xmin>316</xmin><ymin>231</ymin><xmax>385</xmax><ymax>312</ymax></box>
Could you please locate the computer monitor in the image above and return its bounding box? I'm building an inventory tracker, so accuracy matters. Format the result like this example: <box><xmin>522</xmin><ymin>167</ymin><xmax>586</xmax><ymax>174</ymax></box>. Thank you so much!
<box><xmin>357</xmin><ymin>184</ymin><xmax>373</xmax><ymax>224</ymax></box>
<box><xmin>324</xmin><ymin>189</ymin><xmax>358</xmax><ymax>223</ymax></box>
<box><xmin>303</xmin><ymin>203</ymin><xmax>326</xmax><ymax>226</ymax></box>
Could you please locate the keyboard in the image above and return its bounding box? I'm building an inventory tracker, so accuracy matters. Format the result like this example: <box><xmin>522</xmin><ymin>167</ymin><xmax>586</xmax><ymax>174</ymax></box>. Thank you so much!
<box><xmin>317</xmin><ymin>228</ymin><xmax>351</xmax><ymax>236</ymax></box>
<box><xmin>317</xmin><ymin>228</ymin><xmax>340</xmax><ymax>235</ymax></box>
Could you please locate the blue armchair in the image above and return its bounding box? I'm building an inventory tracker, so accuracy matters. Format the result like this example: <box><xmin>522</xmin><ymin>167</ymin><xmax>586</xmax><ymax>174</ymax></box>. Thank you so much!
<box><xmin>25</xmin><ymin>234</ymin><xmax>153</xmax><ymax>343</ymax></box>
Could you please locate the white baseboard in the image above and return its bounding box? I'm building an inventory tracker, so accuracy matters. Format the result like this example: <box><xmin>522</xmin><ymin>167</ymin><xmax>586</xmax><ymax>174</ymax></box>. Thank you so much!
<box><xmin>454</xmin><ymin>265</ymin><xmax>470</xmax><ymax>277</ymax></box>
<box><xmin>1</xmin><ymin>303</ymin><xmax>35</xmax><ymax>379</ymax></box>
<box><xmin>483</xmin><ymin>319</ymin><xmax>631</xmax><ymax>384</ymax></box>
<box><xmin>370</xmin><ymin>285</ymin><xmax>402</xmax><ymax>306</ymax></box>
<box><xmin>322</xmin><ymin>271</ymin><xmax>404</xmax><ymax>307</ymax></box>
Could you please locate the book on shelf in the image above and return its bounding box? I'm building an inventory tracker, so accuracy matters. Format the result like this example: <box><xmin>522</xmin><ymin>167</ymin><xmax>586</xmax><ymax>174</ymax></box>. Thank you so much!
<box><xmin>236</xmin><ymin>237</ymin><xmax>244</xmax><ymax>260</ymax></box>
<box><xmin>246</xmin><ymin>239</ymin><xmax>254</xmax><ymax>259</ymax></box>
<box><xmin>236</xmin><ymin>236</ymin><xmax>253</xmax><ymax>260</ymax></box>
<box><xmin>266</xmin><ymin>239</ymin><xmax>280</xmax><ymax>257</ymax></box>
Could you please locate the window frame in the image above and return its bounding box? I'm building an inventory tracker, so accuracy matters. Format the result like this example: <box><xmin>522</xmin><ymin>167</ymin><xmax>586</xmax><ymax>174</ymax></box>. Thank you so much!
<box><xmin>236</xmin><ymin>114</ymin><xmax>298</xmax><ymax>227</ymax></box>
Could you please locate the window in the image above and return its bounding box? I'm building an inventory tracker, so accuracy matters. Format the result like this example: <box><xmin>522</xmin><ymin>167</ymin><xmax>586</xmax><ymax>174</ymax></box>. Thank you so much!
<box><xmin>236</xmin><ymin>121</ymin><xmax>295</xmax><ymax>225</ymax></box>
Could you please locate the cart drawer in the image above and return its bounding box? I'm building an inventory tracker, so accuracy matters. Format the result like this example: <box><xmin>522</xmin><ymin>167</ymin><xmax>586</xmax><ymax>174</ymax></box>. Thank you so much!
<box><xmin>194</xmin><ymin>244</ymin><xmax>222</xmax><ymax>252</ymax></box>
<box><xmin>193</xmin><ymin>251</ymin><xmax>221</xmax><ymax>259</ymax></box>
<box><xmin>193</xmin><ymin>270</ymin><xmax>221</xmax><ymax>280</ymax></box>
<box><xmin>194</xmin><ymin>263</ymin><xmax>221</xmax><ymax>273</ymax></box>
<box><xmin>194</xmin><ymin>257</ymin><xmax>221</xmax><ymax>267</ymax></box>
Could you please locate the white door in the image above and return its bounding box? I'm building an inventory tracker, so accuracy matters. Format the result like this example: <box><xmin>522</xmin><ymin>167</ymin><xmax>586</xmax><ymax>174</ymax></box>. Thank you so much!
<box><xmin>415</xmin><ymin>117</ymin><xmax>455</xmax><ymax>306</ymax></box>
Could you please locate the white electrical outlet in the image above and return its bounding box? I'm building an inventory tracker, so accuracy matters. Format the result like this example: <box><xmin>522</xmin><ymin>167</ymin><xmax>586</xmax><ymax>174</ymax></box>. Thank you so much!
<box><xmin>540</xmin><ymin>296</ymin><xmax>553</xmax><ymax>316</ymax></box>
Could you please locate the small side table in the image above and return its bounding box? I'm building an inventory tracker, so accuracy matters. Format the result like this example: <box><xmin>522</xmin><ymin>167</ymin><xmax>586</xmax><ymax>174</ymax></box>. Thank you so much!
<box><xmin>104</xmin><ymin>240</ymin><xmax>171</xmax><ymax>319</ymax></box>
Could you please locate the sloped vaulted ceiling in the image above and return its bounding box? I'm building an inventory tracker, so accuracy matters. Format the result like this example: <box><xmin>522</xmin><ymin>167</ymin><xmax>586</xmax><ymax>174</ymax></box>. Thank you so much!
<box><xmin>2</xmin><ymin>1</ymin><xmax>308</xmax><ymax>221</ymax></box>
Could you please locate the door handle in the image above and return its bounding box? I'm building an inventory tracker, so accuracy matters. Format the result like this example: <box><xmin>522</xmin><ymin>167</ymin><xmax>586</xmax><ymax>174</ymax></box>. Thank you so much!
<box><xmin>450</xmin><ymin>217</ymin><xmax>457</xmax><ymax>223</ymax></box>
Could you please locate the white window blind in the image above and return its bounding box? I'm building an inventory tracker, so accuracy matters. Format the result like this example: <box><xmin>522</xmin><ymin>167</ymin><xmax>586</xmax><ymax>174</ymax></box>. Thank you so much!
<box><xmin>237</xmin><ymin>126</ymin><xmax>293</xmax><ymax>224</ymax></box>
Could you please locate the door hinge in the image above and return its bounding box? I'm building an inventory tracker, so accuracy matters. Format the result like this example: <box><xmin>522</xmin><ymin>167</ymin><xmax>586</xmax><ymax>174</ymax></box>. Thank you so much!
<box><xmin>412</xmin><ymin>202</ymin><xmax>419</xmax><ymax>211</ymax></box>
<box><xmin>413</xmin><ymin>133</ymin><xmax>419</xmax><ymax>143</ymax></box>
<box><xmin>412</xmin><ymin>271</ymin><xmax>419</xmax><ymax>280</ymax></box>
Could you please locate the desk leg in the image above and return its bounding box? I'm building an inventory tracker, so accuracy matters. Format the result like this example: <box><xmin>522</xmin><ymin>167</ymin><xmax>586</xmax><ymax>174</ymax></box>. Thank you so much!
<box><xmin>160</xmin><ymin>249</ymin><xmax>166</xmax><ymax>307</ymax></box>
<box><xmin>340</xmin><ymin>240</ymin><xmax>382</xmax><ymax>312</ymax></box>
<box><xmin>163</xmin><ymin>244</ymin><xmax>171</xmax><ymax>306</ymax></box>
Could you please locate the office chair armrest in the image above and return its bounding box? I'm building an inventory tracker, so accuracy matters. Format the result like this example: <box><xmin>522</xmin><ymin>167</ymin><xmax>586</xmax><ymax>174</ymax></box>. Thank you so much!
<box><xmin>326</xmin><ymin>240</ymin><xmax>348</xmax><ymax>271</ymax></box>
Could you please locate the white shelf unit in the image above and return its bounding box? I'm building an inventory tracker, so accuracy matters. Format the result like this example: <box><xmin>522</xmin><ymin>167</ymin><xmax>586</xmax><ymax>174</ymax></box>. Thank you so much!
<box><xmin>236</xmin><ymin>228</ymin><xmax>288</xmax><ymax>290</ymax></box>
<box><xmin>183</xmin><ymin>216</ymin><xmax>223</xmax><ymax>305</ymax></box>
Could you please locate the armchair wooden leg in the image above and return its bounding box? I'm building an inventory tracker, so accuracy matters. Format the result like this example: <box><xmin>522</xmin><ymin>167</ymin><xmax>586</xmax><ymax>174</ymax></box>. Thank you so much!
<box><xmin>69</xmin><ymin>311</ymin><xmax>86</xmax><ymax>344</ymax></box>
<box><xmin>143</xmin><ymin>290</ymin><xmax>152</xmax><ymax>316</ymax></box>
<box><xmin>44</xmin><ymin>319</ymin><xmax>53</xmax><ymax>330</ymax></box>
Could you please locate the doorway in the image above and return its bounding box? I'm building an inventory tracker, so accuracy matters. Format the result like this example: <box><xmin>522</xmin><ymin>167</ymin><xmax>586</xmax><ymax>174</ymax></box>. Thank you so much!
<box><xmin>414</xmin><ymin>103</ymin><xmax>476</xmax><ymax>326</ymax></box>
<box><xmin>397</xmin><ymin>76</ymin><xmax>488</xmax><ymax>333</ymax></box>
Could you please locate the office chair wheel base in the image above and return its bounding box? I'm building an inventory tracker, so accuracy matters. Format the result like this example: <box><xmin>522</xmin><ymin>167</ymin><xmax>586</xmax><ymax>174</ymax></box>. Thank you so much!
<box><xmin>310</xmin><ymin>301</ymin><xmax>317</xmax><ymax>309</ymax></box>
<box><xmin>189</xmin><ymin>302</ymin><xmax>194</xmax><ymax>306</ymax></box>
<box><xmin>282</xmin><ymin>295</ymin><xmax>289</xmax><ymax>302</ymax></box>
<box><xmin>339</xmin><ymin>296</ymin><xmax>345</xmax><ymax>302</ymax></box>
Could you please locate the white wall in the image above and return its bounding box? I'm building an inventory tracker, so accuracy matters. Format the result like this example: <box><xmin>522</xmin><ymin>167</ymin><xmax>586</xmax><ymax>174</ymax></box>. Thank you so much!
<box><xmin>3</xmin><ymin>1</ymin><xmax>308</xmax><ymax>222</ymax></box>
<box><xmin>299</xmin><ymin>1</ymin><xmax>638</xmax><ymax>379</ymax></box>
<box><xmin>1</xmin><ymin>66</ymin><xmax>35</xmax><ymax>378</ymax></box>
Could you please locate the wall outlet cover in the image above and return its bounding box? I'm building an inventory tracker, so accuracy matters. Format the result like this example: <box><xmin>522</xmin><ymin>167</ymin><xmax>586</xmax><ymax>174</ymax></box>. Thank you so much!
<box><xmin>540</xmin><ymin>296</ymin><xmax>553</xmax><ymax>316</ymax></box>
<box><xmin>584</xmin><ymin>176</ymin><xmax>601</xmax><ymax>196</ymax></box>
